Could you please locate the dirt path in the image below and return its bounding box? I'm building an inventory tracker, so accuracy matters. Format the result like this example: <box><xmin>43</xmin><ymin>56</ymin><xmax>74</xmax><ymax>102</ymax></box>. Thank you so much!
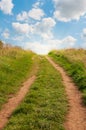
<box><xmin>46</xmin><ymin>56</ymin><xmax>86</xmax><ymax>130</ymax></box>
<box><xmin>0</xmin><ymin>75</ymin><xmax>36</xmax><ymax>130</ymax></box>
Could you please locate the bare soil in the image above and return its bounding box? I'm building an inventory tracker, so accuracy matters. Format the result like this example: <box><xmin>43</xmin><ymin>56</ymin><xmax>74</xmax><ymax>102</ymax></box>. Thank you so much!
<box><xmin>46</xmin><ymin>56</ymin><xmax>86</xmax><ymax>130</ymax></box>
<box><xmin>0</xmin><ymin>75</ymin><xmax>36</xmax><ymax>130</ymax></box>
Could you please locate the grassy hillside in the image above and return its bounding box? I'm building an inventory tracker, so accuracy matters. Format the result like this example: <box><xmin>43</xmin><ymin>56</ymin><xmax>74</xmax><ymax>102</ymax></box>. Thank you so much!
<box><xmin>0</xmin><ymin>45</ymin><xmax>37</xmax><ymax>109</ymax></box>
<box><xmin>4</xmin><ymin>57</ymin><xmax>68</xmax><ymax>130</ymax></box>
<box><xmin>49</xmin><ymin>49</ymin><xmax>86</xmax><ymax>105</ymax></box>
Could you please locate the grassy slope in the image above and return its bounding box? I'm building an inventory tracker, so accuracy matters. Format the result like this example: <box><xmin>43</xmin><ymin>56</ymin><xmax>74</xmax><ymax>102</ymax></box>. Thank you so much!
<box><xmin>49</xmin><ymin>49</ymin><xmax>86</xmax><ymax>105</ymax></box>
<box><xmin>0</xmin><ymin>47</ymin><xmax>37</xmax><ymax>109</ymax></box>
<box><xmin>4</xmin><ymin>57</ymin><xmax>68</xmax><ymax>130</ymax></box>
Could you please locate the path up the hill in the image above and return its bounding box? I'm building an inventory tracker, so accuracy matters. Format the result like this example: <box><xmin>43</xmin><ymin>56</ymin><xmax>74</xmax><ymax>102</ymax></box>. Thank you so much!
<box><xmin>0</xmin><ymin>76</ymin><xmax>36</xmax><ymax>130</ymax></box>
<box><xmin>46</xmin><ymin>56</ymin><xmax>86</xmax><ymax>130</ymax></box>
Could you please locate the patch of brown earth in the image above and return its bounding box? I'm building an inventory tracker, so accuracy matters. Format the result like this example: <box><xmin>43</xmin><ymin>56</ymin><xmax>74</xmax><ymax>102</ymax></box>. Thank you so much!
<box><xmin>0</xmin><ymin>75</ymin><xmax>36</xmax><ymax>130</ymax></box>
<box><xmin>46</xmin><ymin>56</ymin><xmax>86</xmax><ymax>130</ymax></box>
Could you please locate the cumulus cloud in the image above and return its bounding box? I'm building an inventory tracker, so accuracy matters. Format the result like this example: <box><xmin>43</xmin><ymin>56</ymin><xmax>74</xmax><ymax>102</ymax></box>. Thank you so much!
<box><xmin>49</xmin><ymin>36</ymin><xmax>77</xmax><ymax>50</ymax></box>
<box><xmin>34</xmin><ymin>17</ymin><xmax>56</xmax><ymax>39</ymax></box>
<box><xmin>28</xmin><ymin>8</ymin><xmax>45</xmax><ymax>20</ymax></box>
<box><xmin>53</xmin><ymin>0</ymin><xmax>86</xmax><ymax>22</ymax></box>
<box><xmin>12</xmin><ymin>16</ymin><xmax>76</xmax><ymax>54</ymax></box>
<box><xmin>60</xmin><ymin>36</ymin><xmax>77</xmax><ymax>48</ymax></box>
<box><xmin>16</xmin><ymin>7</ymin><xmax>45</xmax><ymax>21</ymax></box>
<box><xmin>13</xmin><ymin>17</ymin><xmax>56</xmax><ymax>40</ymax></box>
<box><xmin>12</xmin><ymin>22</ymin><xmax>33</xmax><ymax>35</ymax></box>
<box><xmin>16</xmin><ymin>11</ymin><xmax>28</xmax><ymax>21</ymax></box>
<box><xmin>2</xmin><ymin>29</ymin><xmax>10</xmax><ymax>39</ymax></box>
<box><xmin>0</xmin><ymin>0</ymin><xmax>14</xmax><ymax>15</ymax></box>
<box><xmin>23</xmin><ymin>36</ymin><xmax>77</xmax><ymax>54</ymax></box>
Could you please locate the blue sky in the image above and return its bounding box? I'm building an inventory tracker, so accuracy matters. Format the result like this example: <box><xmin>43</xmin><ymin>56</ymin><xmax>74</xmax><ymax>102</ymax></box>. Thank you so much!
<box><xmin>0</xmin><ymin>0</ymin><xmax>86</xmax><ymax>54</ymax></box>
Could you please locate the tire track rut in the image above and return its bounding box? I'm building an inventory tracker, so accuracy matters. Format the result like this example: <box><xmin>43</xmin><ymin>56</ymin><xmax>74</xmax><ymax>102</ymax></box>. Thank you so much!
<box><xmin>0</xmin><ymin>76</ymin><xmax>36</xmax><ymax>130</ymax></box>
<box><xmin>46</xmin><ymin>56</ymin><xmax>86</xmax><ymax>130</ymax></box>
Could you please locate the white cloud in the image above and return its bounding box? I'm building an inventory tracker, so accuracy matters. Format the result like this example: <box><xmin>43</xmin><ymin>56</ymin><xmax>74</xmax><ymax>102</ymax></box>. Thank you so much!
<box><xmin>53</xmin><ymin>0</ymin><xmax>86</xmax><ymax>22</ymax></box>
<box><xmin>60</xmin><ymin>36</ymin><xmax>77</xmax><ymax>48</ymax></box>
<box><xmin>0</xmin><ymin>0</ymin><xmax>14</xmax><ymax>15</ymax></box>
<box><xmin>12</xmin><ymin>16</ymin><xmax>77</xmax><ymax>54</ymax></box>
<box><xmin>2</xmin><ymin>29</ymin><xmax>10</xmax><ymax>39</ymax></box>
<box><xmin>32</xmin><ymin>0</ymin><xmax>44</xmax><ymax>8</ymax></box>
<box><xmin>13</xmin><ymin>17</ymin><xmax>56</xmax><ymax>40</ymax></box>
<box><xmin>16</xmin><ymin>7</ymin><xmax>45</xmax><ymax>22</ymax></box>
<box><xmin>23</xmin><ymin>36</ymin><xmax>77</xmax><ymax>54</ymax></box>
<box><xmin>32</xmin><ymin>1</ymin><xmax>41</xmax><ymax>8</ymax></box>
<box><xmin>12</xmin><ymin>22</ymin><xmax>33</xmax><ymax>35</ymax></box>
<box><xmin>48</xmin><ymin>36</ymin><xmax>77</xmax><ymax>50</ymax></box>
<box><xmin>16</xmin><ymin>11</ymin><xmax>28</xmax><ymax>21</ymax></box>
<box><xmin>24</xmin><ymin>42</ymin><xmax>52</xmax><ymax>55</ymax></box>
<box><xmin>28</xmin><ymin>8</ymin><xmax>45</xmax><ymax>20</ymax></box>
<box><xmin>34</xmin><ymin>17</ymin><xmax>56</xmax><ymax>39</ymax></box>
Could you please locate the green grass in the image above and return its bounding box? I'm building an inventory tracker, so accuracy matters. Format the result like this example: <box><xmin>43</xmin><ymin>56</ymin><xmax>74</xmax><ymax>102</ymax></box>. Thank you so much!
<box><xmin>0</xmin><ymin>48</ymin><xmax>37</xmax><ymax>109</ymax></box>
<box><xmin>4</xmin><ymin>57</ymin><xmax>68</xmax><ymax>130</ymax></box>
<box><xmin>49</xmin><ymin>49</ymin><xmax>86</xmax><ymax>105</ymax></box>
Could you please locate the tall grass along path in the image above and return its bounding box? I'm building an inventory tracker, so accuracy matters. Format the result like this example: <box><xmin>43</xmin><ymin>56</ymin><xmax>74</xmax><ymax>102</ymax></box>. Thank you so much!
<box><xmin>0</xmin><ymin>76</ymin><xmax>36</xmax><ymax>130</ymax></box>
<box><xmin>46</xmin><ymin>56</ymin><xmax>86</xmax><ymax>130</ymax></box>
